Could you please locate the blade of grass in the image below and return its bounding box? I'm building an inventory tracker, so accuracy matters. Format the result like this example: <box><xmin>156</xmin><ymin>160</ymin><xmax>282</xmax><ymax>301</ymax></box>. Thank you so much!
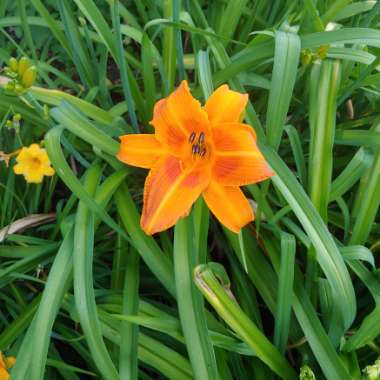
<box><xmin>260</xmin><ymin>144</ymin><xmax>356</xmax><ymax>331</ymax></box>
<box><xmin>114</xmin><ymin>183</ymin><xmax>176</xmax><ymax>297</ymax></box>
<box><xmin>263</xmin><ymin>232</ymin><xmax>352</xmax><ymax>380</ymax></box>
<box><xmin>16</xmin><ymin>0</ymin><xmax>37</xmax><ymax>59</ymax></box>
<box><xmin>194</xmin><ymin>263</ymin><xmax>297</xmax><ymax>380</ymax></box>
<box><xmin>173</xmin><ymin>216</ymin><xmax>219</xmax><ymax>380</ymax></box>
<box><xmin>163</xmin><ymin>0</ymin><xmax>176</xmax><ymax>91</ymax></box>
<box><xmin>329</xmin><ymin>148</ymin><xmax>373</xmax><ymax>202</ymax></box>
<box><xmin>141</xmin><ymin>33</ymin><xmax>157</xmax><ymax>120</ymax></box>
<box><xmin>73</xmin><ymin>163</ymin><xmax>119</xmax><ymax>380</ymax></box>
<box><xmin>350</xmin><ymin>124</ymin><xmax>380</xmax><ymax>245</ymax></box>
<box><xmin>119</xmin><ymin>247</ymin><xmax>139</xmax><ymax>379</ymax></box>
<box><xmin>30</xmin><ymin>0</ymin><xmax>71</xmax><ymax>55</ymax></box>
<box><xmin>173</xmin><ymin>0</ymin><xmax>185</xmax><ymax>81</ymax></box>
<box><xmin>266</xmin><ymin>31</ymin><xmax>300</xmax><ymax>150</ymax></box>
<box><xmin>274</xmin><ymin>232</ymin><xmax>295</xmax><ymax>354</ymax></box>
<box><xmin>110</xmin><ymin>0</ymin><xmax>139</xmax><ymax>132</ymax></box>
<box><xmin>58</xmin><ymin>1</ymin><xmax>95</xmax><ymax>88</ymax></box>
<box><xmin>335</xmin><ymin>129</ymin><xmax>380</xmax><ymax>149</ymax></box>
<box><xmin>0</xmin><ymin>295</ymin><xmax>40</xmax><ymax>349</ymax></box>
<box><xmin>30</xmin><ymin>229</ymin><xmax>74</xmax><ymax>380</ymax></box>
<box><xmin>306</xmin><ymin>60</ymin><xmax>340</xmax><ymax>316</ymax></box>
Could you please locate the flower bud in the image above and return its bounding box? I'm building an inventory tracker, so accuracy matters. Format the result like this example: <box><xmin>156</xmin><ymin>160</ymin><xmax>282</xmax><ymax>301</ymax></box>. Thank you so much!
<box><xmin>301</xmin><ymin>49</ymin><xmax>312</xmax><ymax>66</ymax></box>
<box><xmin>8</xmin><ymin>57</ymin><xmax>18</xmax><ymax>72</ymax></box>
<box><xmin>5</xmin><ymin>81</ymin><xmax>15</xmax><ymax>91</ymax></box>
<box><xmin>300</xmin><ymin>365</ymin><xmax>316</xmax><ymax>380</ymax></box>
<box><xmin>14</xmin><ymin>84</ymin><xmax>24</xmax><ymax>94</ymax></box>
<box><xmin>18</xmin><ymin>57</ymin><xmax>29</xmax><ymax>76</ymax></box>
<box><xmin>22</xmin><ymin>66</ymin><xmax>37</xmax><ymax>88</ymax></box>
<box><xmin>363</xmin><ymin>358</ymin><xmax>380</xmax><ymax>380</ymax></box>
<box><xmin>317</xmin><ymin>44</ymin><xmax>329</xmax><ymax>60</ymax></box>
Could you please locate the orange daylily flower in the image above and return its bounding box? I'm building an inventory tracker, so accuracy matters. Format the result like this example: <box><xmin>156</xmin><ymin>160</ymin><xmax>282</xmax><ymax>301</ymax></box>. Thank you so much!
<box><xmin>117</xmin><ymin>81</ymin><xmax>274</xmax><ymax>235</ymax></box>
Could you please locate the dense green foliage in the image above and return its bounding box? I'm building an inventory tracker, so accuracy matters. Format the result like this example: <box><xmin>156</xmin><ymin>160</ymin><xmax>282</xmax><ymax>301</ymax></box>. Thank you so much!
<box><xmin>1</xmin><ymin>1</ymin><xmax>380</xmax><ymax>379</ymax></box>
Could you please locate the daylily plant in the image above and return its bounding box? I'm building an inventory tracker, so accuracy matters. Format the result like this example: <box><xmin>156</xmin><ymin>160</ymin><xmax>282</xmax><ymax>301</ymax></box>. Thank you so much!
<box><xmin>117</xmin><ymin>81</ymin><xmax>273</xmax><ymax>234</ymax></box>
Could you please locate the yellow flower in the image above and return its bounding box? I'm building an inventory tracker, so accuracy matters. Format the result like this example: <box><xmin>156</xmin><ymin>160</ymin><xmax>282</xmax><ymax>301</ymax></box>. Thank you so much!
<box><xmin>0</xmin><ymin>352</ymin><xmax>15</xmax><ymax>380</ymax></box>
<box><xmin>13</xmin><ymin>144</ymin><xmax>55</xmax><ymax>183</ymax></box>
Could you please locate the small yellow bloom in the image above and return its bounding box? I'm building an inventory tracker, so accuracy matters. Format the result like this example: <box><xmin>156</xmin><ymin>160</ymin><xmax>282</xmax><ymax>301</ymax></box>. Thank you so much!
<box><xmin>0</xmin><ymin>352</ymin><xmax>15</xmax><ymax>380</ymax></box>
<box><xmin>13</xmin><ymin>144</ymin><xmax>55</xmax><ymax>183</ymax></box>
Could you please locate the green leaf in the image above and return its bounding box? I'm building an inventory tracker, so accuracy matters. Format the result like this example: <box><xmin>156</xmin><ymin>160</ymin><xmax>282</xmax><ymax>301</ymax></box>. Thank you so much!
<box><xmin>260</xmin><ymin>145</ymin><xmax>356</xmax><ymax>331</ymax></box>
<box><xmin>274</xmin><ymin>233</ymin><xmax>295</xmax><ymax>354</ymax></box>
<box><xmin>174</xmin><ymin>216</ymin><xmax>219</xmax><ymax>380</ymax></box>
<box><xmin>30</xmin><ymin>230</ymin><xmax>74</xmax><ymax>380</ymax></box>
<box><xmin>266</xmin><ymin>31</ymin><xmax>300</xmax><ymax>150</ymax></box>
<box><xmin>119</xmin><ymin>248</ymin><xmax>139</xmax><ymax>379</ymax></box>
<box><xmin>335</xmin><ymin>130</ymin><xmax>380</xmax><ymax>149</ymax></box>
<box><xmin>115</xmin><ymin>183</ymin><xmax>176</xmax><ymax>297</ymax></box>
<box><xmin>73</xmin><ymin>164</ymin><xmax>119</xmax><ymax>380</ymax></box>
<box><xmin>194</xmin><ymin>263</ymin><xmax>297</xmax><ymax>380</ymax></box>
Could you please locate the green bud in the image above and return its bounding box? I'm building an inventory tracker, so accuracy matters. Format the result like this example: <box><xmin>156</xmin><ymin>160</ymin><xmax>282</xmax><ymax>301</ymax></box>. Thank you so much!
<box><xmin>363</xmin><ymin>358</ymin><xmax>380</xmax><ymax>380</ymax></box>
<box><xmin>317</xmin><ymin>44</ymin><xmax>330</xmax><ymax>60</ymax></box>
<box><xmin>21</xmin><ymin>66</ymin><xmax>37</xmax><ymax>88</ymax></box>
<box><xmin>300</xmin><ymin>365</ymin><xmax>316</xmax><ymax>380</ymax></box>
<box><xmin>13</xmin><ymin>113</ymin><xmax>22</xmax><ymax>122</ymax></box>
<box><xmin>5</xmin><ymin>120</ymin><xmax>13</xmax><ymax>128</ymax></box>
<box><xmin>43</xmin><ymin>104</ymin><xmax>50</xmax><ymax>119</ymax></box>
<box><xmin>18</xmin><ymin>57</ymin><xmax>30</xmax><ymax>76</ymax></box>
<box><xmin>8</xmin><ymin>57</ymin><xmax>18</xmax><ymax>72</ymax></box>
<box><xmin>3</xmin><ymin>68</ymin><xmax>13</xmax><ymax>77</ymax></box>
<box><xmin>5</xmin><ymin>81</ymin><xmax>15</xmax><ymax>91</ymax></box>
<box><xmin>78</xmin><ymin>16</ymin><xmax>86</xmax><ymax>26</ymax></box>
<box><xmin>14</xmin><ymin>84</ymin><xmax>24</xmax><ymax>94</ymax></box>
<box><xmin>301</xmin><ymin>50</ymin><xmax>312</xmax><ymax>66</ymax></box>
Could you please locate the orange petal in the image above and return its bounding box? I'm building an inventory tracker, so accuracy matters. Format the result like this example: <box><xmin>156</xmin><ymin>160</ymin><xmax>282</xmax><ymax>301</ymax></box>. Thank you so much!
<box><xmin>151</xmin><ymin>81</ymin><xmax>209</xmax><ymax>154</ymax></box>
<box><xmin>212</xmin><ymin>123</ymin><xmax>274</xmax><ymax>186</ymax></box>
<box><xmin>117</xmin><ymin>134</ymin><xmax>164</xmax><ymax>169</ymax></box>
<box><xmin>204</xmin><ymin>85</ymin><xmax>248</xmax><ymax>125</ymax></box>
<box><xmin>203</xmin><ymin>181</ymin><xmax>253</xmax><ymax>233</ymax></box>
<box><xmin>141</xmin><ymin>156</ymin><xmax>208</xmax><ymax>234</ymax></box>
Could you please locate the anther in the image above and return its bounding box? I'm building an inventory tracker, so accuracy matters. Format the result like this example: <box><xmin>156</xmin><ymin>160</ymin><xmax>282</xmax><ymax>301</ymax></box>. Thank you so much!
<box><xmin>198</xmin><ymin>132</ymin><xmax>205</xmax><ymax>144</ymax></box>
<box><xmin>189</xmin><ymin>131</ymin><xmax>196</xmax><ymax>143</ymax></box>
<box><xmin>200</xmin><ymin>148</ymin><xmax>207</xmax><ymax>158</ymax></box>
<box><xmin>192</xmin><ymin>144</ymin><xmax>200</xmax><ymax>154</ymax></box>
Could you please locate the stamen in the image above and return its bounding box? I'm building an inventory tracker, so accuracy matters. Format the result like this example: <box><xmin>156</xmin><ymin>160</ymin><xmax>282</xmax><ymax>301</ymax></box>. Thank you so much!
<box><xmin>200</xmin><ymin>148</ymin><xmax>207</xmax><ymax>158</ymax></box>
<box><xmin>198</xmin><ymin>132</ymin><xmax>205</xmax><ymax>144</ymax></box>
<box><xmin>189</xmin><ymin>131</ymin><xmax>196</xmax><ymax>143</ymax></box>
<box><xmin>192</xmin><ymin>144</ymin><xmax>200</xmax><ymax>154</ymax></box>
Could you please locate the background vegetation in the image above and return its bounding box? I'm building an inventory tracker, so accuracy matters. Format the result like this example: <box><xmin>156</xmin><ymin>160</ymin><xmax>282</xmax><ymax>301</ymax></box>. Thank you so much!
<box><xmin>1</xmin><ymin>0</ymin><xmax>380</xmax><ymax>379</ymax></box>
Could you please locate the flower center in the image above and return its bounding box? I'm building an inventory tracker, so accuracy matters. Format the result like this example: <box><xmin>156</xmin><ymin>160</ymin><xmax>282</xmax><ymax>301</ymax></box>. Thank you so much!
<box><xmin>188</xmin><ymin>131</ymin><xmax>207</xmax><ymax>160</ymax></box>
<box><xmin>180</xmin><ymin>131</ymin><xmax>213</xmax><ymax>172</ymax></box>
<box><xmin>30</xmin><ymin>156</ymin><xmax>41</xmax><ymax>168</ymax></box>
